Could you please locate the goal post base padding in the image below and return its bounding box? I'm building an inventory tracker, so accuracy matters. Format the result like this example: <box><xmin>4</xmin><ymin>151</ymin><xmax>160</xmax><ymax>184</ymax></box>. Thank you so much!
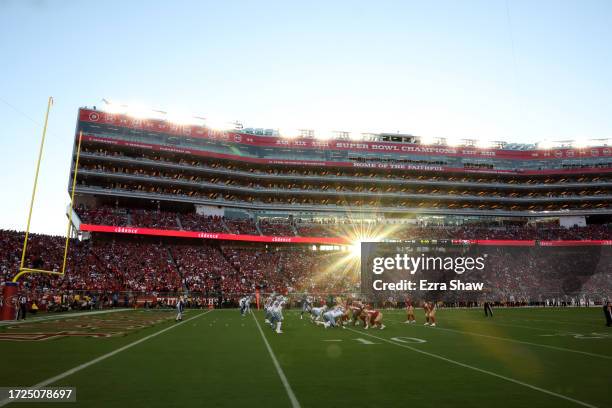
<box><xmin>1</xmin><ymin>282</ymin><xmax>18</xmax><ymax>321</ymax></box>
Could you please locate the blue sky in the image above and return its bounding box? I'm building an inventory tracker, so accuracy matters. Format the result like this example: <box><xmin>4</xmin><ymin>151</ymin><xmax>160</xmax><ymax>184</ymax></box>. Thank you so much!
<box><xmin>0</xmin><ymin>0</ymin><xmax>610</xmax><ymax>235</ymax></box>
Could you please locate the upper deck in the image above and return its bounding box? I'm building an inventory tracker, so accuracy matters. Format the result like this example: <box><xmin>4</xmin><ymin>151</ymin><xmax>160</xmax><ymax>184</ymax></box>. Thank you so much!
<box><xmin>77</xmin><ymin>108</ymin><xmax>612</xmax><ymax>176</ymax></box>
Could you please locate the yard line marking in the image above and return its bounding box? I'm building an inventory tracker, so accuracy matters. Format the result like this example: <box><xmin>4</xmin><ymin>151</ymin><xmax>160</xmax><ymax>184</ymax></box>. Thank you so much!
<box><xmin>251</xmin><ymin>313</ymin><xmax>301</xmax><ymax>408</ymax></box>
<box><xmin>346</xmin><ymin>328</ymin><xmax>599</xmax><ymax>408</ymax></box>
<box><xmin>0</xmin><ymin>308</ymin><xmax>131</xmax><ymax>326</ymax></box>
<box><xmin>389</xmin><ymin>319</ymin><xmax>612</xmax><ymax>360</ymax></box>
<box><xmin>0</xmin><ymin>310</ymin><xmax>212</xmax><ymax>407</ymax></box>
<box><xmin>448</xmin><ymin>318</ymin><xmax>553</xmax><ymax>332</ymax></box>
<box><xmin>368</xmin><ymin>311</ymin><xmax>604</xmax><ymax>332</ymax></box>
<box><xmin>492</xmin><ymin>316</ymin><xmax>603</xmax><ymax>329</ymax></box>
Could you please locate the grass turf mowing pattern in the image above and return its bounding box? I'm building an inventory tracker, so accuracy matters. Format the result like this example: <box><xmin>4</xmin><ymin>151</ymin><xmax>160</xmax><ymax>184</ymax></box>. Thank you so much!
<box><xmin>0</xmin><ymin>308</ymin><xmax>610</xmax><ymax>408</ymax></box>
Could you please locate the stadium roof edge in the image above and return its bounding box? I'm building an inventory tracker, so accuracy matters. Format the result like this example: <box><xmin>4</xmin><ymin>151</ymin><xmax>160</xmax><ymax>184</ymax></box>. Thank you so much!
<box><xmin>79</xmin><ymin>106</ymin><xmax>610</xmax><ymax>151</ymax></box>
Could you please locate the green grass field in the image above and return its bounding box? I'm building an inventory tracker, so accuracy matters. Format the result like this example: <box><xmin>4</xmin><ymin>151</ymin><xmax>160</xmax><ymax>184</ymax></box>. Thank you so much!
<box><xmin>1</xmin><ymin>307</ymin><xmax>610</xmax><ymax>408</ymax></box>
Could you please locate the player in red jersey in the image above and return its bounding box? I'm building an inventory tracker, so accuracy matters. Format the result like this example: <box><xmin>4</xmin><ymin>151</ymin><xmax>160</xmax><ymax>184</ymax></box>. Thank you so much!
<box><xmin>364</xmin><ymin>305</ymin><xmax>385</xmax><ymax>330</ymax></box>
<box><xmin>404</xmin><ymin>298</ymin><xmax>416</xmax><ymax>324</ymax></box>
<box><xmin>423</xmin><ymin>301</ymin><xmax>431</xmax><ymax>326</ymax></box>
<box><xmin>428</xmin><ymin>301</ymin><xmax>437</xmax><ymax>327</ymax></box>
<box><xmin>423</xmin><ymin>301</ymin><xmax>437</xmax><ymax>327</ymax></box>
<box><xmin>348</xmin><ymin>300</ymin><xmax>366</xmax><ymax>326</ymax></box>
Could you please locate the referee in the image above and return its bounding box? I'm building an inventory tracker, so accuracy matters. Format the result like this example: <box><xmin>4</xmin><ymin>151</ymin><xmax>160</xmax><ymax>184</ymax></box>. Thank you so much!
<box><xmin>484</xmin><ymin>301</ymin><xmax>493</xmax><ymax>317</ymax></box>
<box><xmin>176</xmin><ymin>296</ymin><xmax>184</xmax><ymax>322</ymax></box>
<box><xmin>18</xmin><ymin>295</ymin><xmax>27</xmax><ymax>320</ymax></box>
<box><xmin>604</xmin><ymin>301</ymin><xmax>612</xmax><ymax>327</ymax></box>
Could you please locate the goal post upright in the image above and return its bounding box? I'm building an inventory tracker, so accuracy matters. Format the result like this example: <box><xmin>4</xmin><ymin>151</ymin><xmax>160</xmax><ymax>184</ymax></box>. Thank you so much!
<box><xmin>18</xmin><ymin>96</ymin><xmax>54</xmax><ymax>274</ymax></box>
<box><xmin>9</xmin><ymin>98</ymin><xmax>84</xmax><ymax>283</ymax></box>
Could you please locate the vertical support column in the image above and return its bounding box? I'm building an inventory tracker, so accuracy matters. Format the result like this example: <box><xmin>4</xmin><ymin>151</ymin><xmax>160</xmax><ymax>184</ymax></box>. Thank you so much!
<box><xmin>1</xmin><ymin>282</ymin><xmax>18</xmax><ymax>320</ymax></box>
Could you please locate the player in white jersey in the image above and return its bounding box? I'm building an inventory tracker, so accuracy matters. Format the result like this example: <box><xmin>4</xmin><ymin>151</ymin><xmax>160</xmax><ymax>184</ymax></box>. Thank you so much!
<box><xmin>264</xmin><ymin>295</ymin><xmax>275</xmax><ymax>323</ymax></box>
<box><xmin>269</xmin><ymin>296</ymin><xmax>287</xmax><ymax>334</ymax></box>
<box><xmin>300</xmin><ymin>295</ymin><xmax>313</xmax><ymax>319</ymax></box>
<box><xmin>239</xmin><ymin>295</ymin><xmax>251</xmax><ymax>316</ymax></box>
<box><xmin>310</xmin><ymin>304</ymin><xmax>328</xmax><ymax>322</ymax></box>
<box><xmin>320</xmin><ymin>305</ymin><xmax>345</xmax><ymax>328</ymax></box>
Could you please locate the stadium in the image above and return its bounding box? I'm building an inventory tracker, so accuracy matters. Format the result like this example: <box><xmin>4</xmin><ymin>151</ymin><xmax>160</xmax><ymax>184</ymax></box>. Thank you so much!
<box><xmin>0</xmin><ymin>104</ymin><xmax>610</xmax><ymax>407</ymax></box>
<box><xmin>1</xmin><ymin>2</ymin><xmax>612</xmax><ymax>407</ymax></box>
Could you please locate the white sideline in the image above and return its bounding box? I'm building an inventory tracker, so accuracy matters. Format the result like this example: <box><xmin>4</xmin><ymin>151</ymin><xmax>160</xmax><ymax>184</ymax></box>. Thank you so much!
<box><xmin>0</xmin><ymin>310</ymin><xmax>212</xmax><ymax>407</ymax></box>
<box><xmin>251</xmin><ymin>313</ymin><xmax>301</xmax><ymax>408</ymax></box>
<box><xmin>0</xmin><ymin>308</ymin><xmax>131</xmax><ymax>326</ymax></box>
<box><xmin>388</xmin><ymin>319</ymin><xmax>612</xmax><ymax>360</ymax></box>
<box><xmin>346</xmin><ymin>328</ymin><xmax>599</xmax><ymax>408</ymax></box>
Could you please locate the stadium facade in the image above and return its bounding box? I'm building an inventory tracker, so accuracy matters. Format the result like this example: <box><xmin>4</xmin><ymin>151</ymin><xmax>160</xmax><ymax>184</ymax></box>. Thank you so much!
<box><xmin>70</xmin><ymin>106</ymin><xmax>611</xmax><ymax>242</ymax></box>
<box><xmin>2</xmin><ymin>106</ymin><xmax>611</xmax><ymax>321</ymax></box>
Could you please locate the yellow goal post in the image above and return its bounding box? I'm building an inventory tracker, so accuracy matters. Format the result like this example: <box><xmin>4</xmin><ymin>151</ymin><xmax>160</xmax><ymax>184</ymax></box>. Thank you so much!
<box><xmin>12</xmin><ymin>97</ymin><xmax>83</xmax><ymax>282</ymax></box>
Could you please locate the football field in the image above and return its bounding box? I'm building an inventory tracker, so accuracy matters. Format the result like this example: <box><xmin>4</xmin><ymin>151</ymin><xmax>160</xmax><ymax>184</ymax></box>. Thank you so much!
<box><xmin>0</xmin><ymin>307</ymin><xmax>610</xmax><ymax>407</ymax></box>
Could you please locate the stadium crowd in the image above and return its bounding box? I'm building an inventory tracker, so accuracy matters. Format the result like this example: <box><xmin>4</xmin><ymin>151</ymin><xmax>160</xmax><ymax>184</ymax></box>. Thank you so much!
<box><xmin>76</xmin><ymin>181</ymin><xmax>610</xmax><ymax>211</ymax></box>
<box><xmin>77</xmin><ymin>162</ymin><xmax>612</xmax><ymax>200</ymax></box>
<box><xmin>81</xmin><ymin>146</ymin><xmax>612</xmax><ymax>185</ymax></box>
<box><xmin>1</xmin><ymin>223</ymin><xmax>610</xmax><ymax>313</ymax></box>
<box><xmin>76</xmin><ymin>205</ymin><xmax>612</xmax><ymax>241</ymax></box>
<box><xmin>77</xmin><ymin>206</ymin><xmax>258</xmax><ymax>235</ymax></box>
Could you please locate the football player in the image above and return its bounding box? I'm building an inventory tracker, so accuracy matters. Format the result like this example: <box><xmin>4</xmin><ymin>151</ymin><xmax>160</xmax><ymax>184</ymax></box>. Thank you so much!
<box><xmin>364</xmin><ymin>305</ymin><xmax>384</xmax><ymax>330</ymax></box>
<box><xmin>300</xmin><ymin>295</ymin><xmax>313</xmax><ymax>320</ymax></box>
<box><xmin>404</xmin><ymin>298</ymin><xmax>416</xmax><ymax>324</ymax></box>
<box><xmin>310</xmin><ymin>304</ymin><xmax>328</xmax><ymax>322</ymax></box>
<box><xmin>239</xmin><ymin>295</ymin><xmax>251</xmax><ymax>316</ymax></box>
<box><xmin>321</xmin><ymin>305</ymin><xmax>346</xmax><ymax>328</ymax></box>
<box><xmin>269</xmin><ymin>296</ymin><xmax>287</xmax><ymax>334</ymax></box>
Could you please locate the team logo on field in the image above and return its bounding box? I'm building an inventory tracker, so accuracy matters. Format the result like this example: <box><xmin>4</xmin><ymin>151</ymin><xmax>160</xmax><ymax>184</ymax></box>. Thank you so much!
<box><xmin>0</xmin><ymin>332</ymin><xmax>115</xmax><ymax>341</ymax></box>
<box><xmin>539</xmin><ymin>332</ymin><xmax>612</xmax><ymax>339</ymax></box>
<box><xmin>0</xmin><ymin>312</ymin><xmax>173</xmax><ymax>341</ymax></box>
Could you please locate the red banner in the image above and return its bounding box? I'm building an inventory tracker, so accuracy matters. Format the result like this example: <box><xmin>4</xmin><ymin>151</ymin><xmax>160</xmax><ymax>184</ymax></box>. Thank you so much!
<box><xmin>79</xmin><ymin>224</ymin><xmax>612</xmax><ymax>246</ymax></box>
<box><xmin>79</xmin><ymin>109</ymin><xmax>612</xmax><ymax>161</ymax></box>
<box><xmin>452</xmin><ymin>239</ymin><xmax>536</xmax><ymax>246</ymax></box>
<box><xmin>79</xmin><ymin>224</ymin><xmax>351</xmax><ymax>245</ymax></box>
<box><xmin>80</xmin><ymin>135</ymin><xmax>612</xmax><ymax>176</ymax></box>
<box><xmin>539</xmin><ymin>240</ymin><xmax>612</xmax><ymax>246</ymax></box>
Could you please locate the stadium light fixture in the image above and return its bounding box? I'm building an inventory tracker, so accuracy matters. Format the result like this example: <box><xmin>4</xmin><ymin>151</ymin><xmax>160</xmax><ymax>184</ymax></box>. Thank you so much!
<box><xmin>126</xmin><ymin>103</ymin><xmax>154</xmax><ymax>120</ymax></box>
<box><xmin>585</xmin><ymin>137</ymin><xmax>610</xmax><ymax>147</ymax></box>
<box><xmin>102</xmin><ymin>100</ymin><xmax>166</xmax><ymax>121</ymax></box>
<box><xmin>419</xmin><ymin>135</ymin><xmax>437</xmax><ymax>145</ymax></box>
<box><xmin>475</xmin><ymin>138</ymin><xmax>493</xmax><ymax>149</ymax></box>
<box><xmin>445</xmin><ymin>137</ymin><xmax>462</xmax><ymax>147</ymax></box>
<box><xmin>332</xmin><ymin>130</ymin><xmax>350</xmax><ymax>140</ymax></box>
<box><xmin>315</xmin><ymin>129</ymin><xmax>333</xmax><ymax>140</ymax></box>
<box><xmin>572</xmin><ymin>138</ymin><xmax>590</xmax><ymax>149</ymax></box>
<box><xmin>348</xmin><ymin>131</ymin><xmax>363</xmax><ymax>141</ymax></box>
<box><xmin>102</xmin><ymin>99</ymin><xmax>128</xmax><ymax>115</ymax></box>
<box><xmin>165</xmin><ymin>111</ymin><xmax>203</xmax><ymax>126</ymax></box>
<box><xmin>205</xmin><ymin>118</ymin><xmax>232</xmax><ymax>131</ymax></box>
<box><xmin>279</xmin><ymin>128</ymin><xmax>299</xmax><ymax>139</ymax></box>
<box><xmin>537</xmin><ymin>139</ymin><xmax>554</xmax><ymax>149</ymax></box>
